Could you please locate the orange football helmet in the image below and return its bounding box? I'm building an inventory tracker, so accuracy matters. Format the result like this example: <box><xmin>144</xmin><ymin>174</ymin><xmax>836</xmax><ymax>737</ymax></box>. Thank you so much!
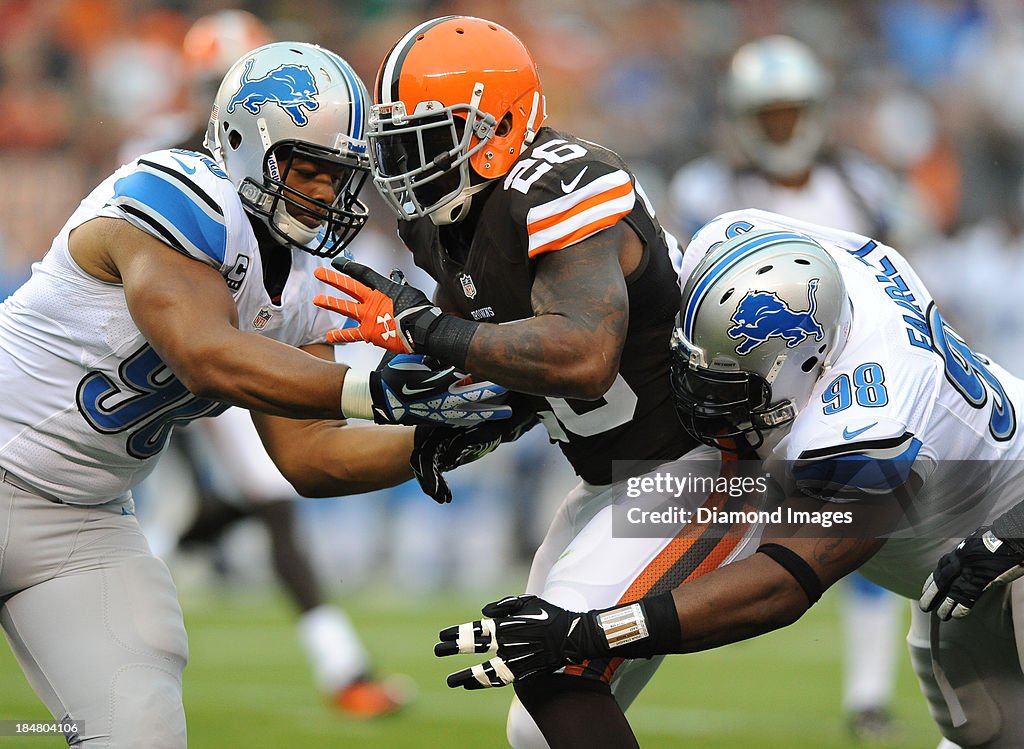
<box><xmin>368</xmin><ymin>16</ymin><xmax>547</xmax><ymax>224</ymax></box>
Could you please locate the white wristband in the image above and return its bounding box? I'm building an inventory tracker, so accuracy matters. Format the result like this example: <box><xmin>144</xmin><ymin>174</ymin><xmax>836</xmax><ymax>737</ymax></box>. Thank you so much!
<box><xmin>340</xmin><ymin>369</ymin><xmax>373</xmax><ymax>420</ymax></box>
<box><xmin>597</xmin><ymin>603</ymin><xmax>649</xmax><ymax>649</ymax></box>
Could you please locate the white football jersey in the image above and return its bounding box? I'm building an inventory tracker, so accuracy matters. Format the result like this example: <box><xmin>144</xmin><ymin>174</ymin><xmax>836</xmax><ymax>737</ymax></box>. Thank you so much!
<box><xmin>668</xmin><ymin>151</ymin><xmax>899</xmax><ymax>243</ymax></box>
<box><xmin>680</xmin><ymin>209</ymin><xmax>1024</xmax><ymax>597</ymax></box>
<box><xmin>0</xmin><ymin>149</ymin><xmax>339</xmax><ymax>505</ymax></box>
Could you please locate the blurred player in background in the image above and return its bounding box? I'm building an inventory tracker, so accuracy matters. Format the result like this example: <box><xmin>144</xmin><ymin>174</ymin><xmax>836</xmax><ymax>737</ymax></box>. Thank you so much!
<box><xmin>115</xmin><ymin>9</ymin><xmax>272</xmax><ymax>164</ymax></box>
<box><xmin>0</xmin><ymin>39</ymin><xmax>509</xmax><ymax>748</ymax></box>
<box><xmin>312</xmin><ymin>16</ymin><xmax>765</xmax><ymax>748</ymax></box>
<box><xmin>667</xmin><ymin>35</ymin><xmax>929</xmax><ymax>741</ymax></box>
<box><xmin>669</xmin><ymin>35</ymin><xmax>925</xmax><ymax>244</ymax></box>
<box><xmin>128</xmin><ymin>10</ymin><xmax>416</xmax><ymax>717</ymax></box>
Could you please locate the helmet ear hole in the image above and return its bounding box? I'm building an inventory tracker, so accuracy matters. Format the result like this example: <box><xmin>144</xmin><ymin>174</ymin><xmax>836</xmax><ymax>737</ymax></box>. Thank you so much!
<box><xmin>496</xmin><ymin>112</ymin><xmax>513</xmax><ymax>137</ymax></box>
<box><xmin>227</xmin><ymin>128</ymin><xmax>242</xmax><ymax>150</ymax></box>
<box><xmin>801</xmin><ymin>356</ymin><xmax>819</xmax><ymax>373</ymax></box>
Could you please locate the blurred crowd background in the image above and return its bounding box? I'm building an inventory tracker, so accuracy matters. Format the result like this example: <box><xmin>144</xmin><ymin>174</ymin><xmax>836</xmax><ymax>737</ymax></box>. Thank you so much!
<box><xmin>3</xmin><ymin>0</ymin><xmax>1024</xmax><ymax>596</ymax></box>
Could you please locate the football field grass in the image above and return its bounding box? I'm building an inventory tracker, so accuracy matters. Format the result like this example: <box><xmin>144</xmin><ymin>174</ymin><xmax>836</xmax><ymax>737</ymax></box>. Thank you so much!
<box><xmin>0</xmin><ymin>585</ymin><xmax>941</xmax><ymax>748</ymax></box>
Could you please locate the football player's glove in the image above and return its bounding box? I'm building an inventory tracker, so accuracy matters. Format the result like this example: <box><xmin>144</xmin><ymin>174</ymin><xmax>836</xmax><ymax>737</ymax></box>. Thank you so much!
<box><xmin>313</xmin><ymin>261</ymin><xmax>477</xmax><ymax>367</ymax></box>
<box><xmin>411</xmin><ymin>399</ymin><xmax>538</xmax><ymax>503</ymax></box>
<box><xmin>920</xmin><ymin>526</ymin><xmax>1024</xmax><ymax>620</ymax></box>
<box><xmin>434</xmin><ymin>595</ymin><xmax>605</xmax><ymax>689</ymax></box>
<box><xmin>341</xmin><ymin>353</ymin><xmax>511</xmax><ymax>427</ymax></box>
<box><xmin>435</xmin><ymin>593</ymin><xmax>681</xmax><ymax>690</ymax></box>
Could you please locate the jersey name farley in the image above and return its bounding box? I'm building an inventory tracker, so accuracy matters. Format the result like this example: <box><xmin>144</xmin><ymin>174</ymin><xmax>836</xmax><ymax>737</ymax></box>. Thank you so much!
<box><xmin>402</xmin><ymin>127</ymin><xmax>693</xmax><ymax>484</ymax></box>
<box><xmin>0</xmin><ymin>149</ymin><xmax>339</xmax><ymax>504</ymax></box>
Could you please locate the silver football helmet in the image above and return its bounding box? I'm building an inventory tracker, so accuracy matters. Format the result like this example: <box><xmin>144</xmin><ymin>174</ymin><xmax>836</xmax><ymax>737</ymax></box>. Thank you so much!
<box><xmin>670</xmin><ymin>229</ymin><xmax>853</xmax><ymax>449</ymax></box>
<box><xmin>725</xmin><ymin>35</ymin><xmax>832</xmax><ymax>179</ymax></box>
<box><xmin>205</xmin><ymin>42</ymin><xmax>371</xmax><ymax>256</ymax></box>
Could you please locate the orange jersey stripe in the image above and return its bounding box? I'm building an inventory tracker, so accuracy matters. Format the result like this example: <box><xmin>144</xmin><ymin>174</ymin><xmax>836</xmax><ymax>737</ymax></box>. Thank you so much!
<box><xmin>525</xmin><ymin>169</ymin><xmax>635</xmax><ymax>257</ymax></box>
<box><xmin>527</xmin><ymin>179</ymin><xmax>634</xmax><ymax>236</ymax></box>
<box><xmin>527</xmin><ymin>209</ymin><xmax>633</xmax><ymax>258</ymax></box>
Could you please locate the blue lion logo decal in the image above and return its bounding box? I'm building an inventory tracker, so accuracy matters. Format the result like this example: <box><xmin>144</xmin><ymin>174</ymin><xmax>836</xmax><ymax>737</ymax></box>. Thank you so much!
<box><xmin>226</xmin><ymin>59</ymin><xmax>319</xmax><ymax>126</ymax></box>
<box><xmin>727</xmin><ymin>279</ymin><xmax>825</xmax><ymax>355</ymax></box>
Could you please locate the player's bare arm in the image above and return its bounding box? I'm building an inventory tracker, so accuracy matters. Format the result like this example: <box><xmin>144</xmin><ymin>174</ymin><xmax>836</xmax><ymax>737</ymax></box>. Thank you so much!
<box><xmin>72</xmin><ymin>216</ymin><xmax>350</xmax><ymax>419</ymax></box>
<box><xmin>249</xmin><ymin>343</ymin><xmax>416</xmax><ymax>497</ymax></box>
<box><xmin>663</xmin><ymin>530</ymin><xmax>885</xmax><ymax>653</ymax></box>
<box><xmin>71</xmin><ymin>216</ymin><xmax>511</xmax><ymax>431</ymax></box>
<box><xmin>655</xmin><ymin>479</ymin><xmax>910</xmax><ymax>654</ymax></box>
<box><xmin>462</xmin><ymin>222</ymin><xmax>638</xmax><ymax>399</ymax></box>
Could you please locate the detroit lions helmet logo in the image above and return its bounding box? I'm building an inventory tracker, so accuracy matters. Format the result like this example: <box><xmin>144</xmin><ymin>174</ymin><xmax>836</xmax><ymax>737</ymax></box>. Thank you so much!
<box><xmin>727</xmin><ymin>279</ymin><xmax>825</xmax><ymax>355</ymax></box>
<box><xmin>226</xmin><ymin>59</ymin><xmax>319</xmax><ymax>126</ymax></box>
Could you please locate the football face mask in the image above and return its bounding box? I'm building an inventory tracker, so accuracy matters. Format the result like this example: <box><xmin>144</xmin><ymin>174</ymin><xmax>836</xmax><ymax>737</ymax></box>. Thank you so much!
<box><xmin>368</xmin><ymin>102</ymin><xmax>494</xmax><ymax>222</ymax></box>
<box><xmin>206</xmin><ymin>42</ymin><xmax>372</xmax><ymax>257</ymax></box>
<box><xmin>669</xmin><ymin>326</ymin><xmax>778</xmax><ymax>450</ymax></box>
<box><xmin>241</xmin><ymin>140</ymin><xmax>369</xmax><ymax>257</ymax></box>
<box><xmin>369</xmin><ymin>16</ymin><xmax>546</xmax><ymax>225</ymax></box>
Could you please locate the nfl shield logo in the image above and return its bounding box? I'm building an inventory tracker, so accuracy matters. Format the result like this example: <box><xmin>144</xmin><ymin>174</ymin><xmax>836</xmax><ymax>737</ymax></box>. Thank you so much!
<box><xmin>252</xmin><ymin>309</ymin><xmax>272</xmax><ymax>329</ymax></box>
<box><xmin>459</xmin><ymin>272</ymin><xmax>477</xmax><ymax>299</ymax></box>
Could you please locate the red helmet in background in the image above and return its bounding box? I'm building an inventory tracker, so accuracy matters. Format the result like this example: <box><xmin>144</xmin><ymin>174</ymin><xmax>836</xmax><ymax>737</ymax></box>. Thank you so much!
<box><xmin>183</xmin><ymin>9</ymin><xmax>274</xmax><ymax>84</ymax></box>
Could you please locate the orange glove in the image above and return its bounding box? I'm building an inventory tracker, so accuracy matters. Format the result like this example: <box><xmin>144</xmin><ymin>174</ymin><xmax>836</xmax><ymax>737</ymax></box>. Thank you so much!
<box><xmin>313</xmin><ymin>261</ymin><xmax>442</xmax><ymax>354</ymax></box>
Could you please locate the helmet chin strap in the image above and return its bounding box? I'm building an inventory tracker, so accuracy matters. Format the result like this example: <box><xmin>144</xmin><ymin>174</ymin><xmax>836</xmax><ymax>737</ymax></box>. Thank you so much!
<box><xmin>271</xmin><ymin>204</ymin><xmax>321</xmax><ymax>247</ymax></box>
<box><xmin>758</xmin><ymin>401</ymin><xmax>797</xmax><ymax>428</ymax></box>
<box><xmin>429</xmin><ymin>180</ymin><xmax>492</xmax><ymax>226</ymax></box>
<box><xmin>755</xmin><ymin>352</ymin><xmax>798</xmax><ymax>429</ymax></box>
<box><xmin>524</xmin><ymin>91</ymin><xmax>546</xmax><ymax>147</ymax></box>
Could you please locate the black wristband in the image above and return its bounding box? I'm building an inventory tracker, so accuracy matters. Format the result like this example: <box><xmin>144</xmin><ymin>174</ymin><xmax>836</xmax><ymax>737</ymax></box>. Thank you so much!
<box><xmin>757</xmin><ymin>543</ymin><xmax>823</xmax><ymax>605</ymax></box>
<box><xmin>589</xmin><ymin>592</ymin><xmax>682</xmax><ymax>660</ymax></box>
<box><xmin>424</xmin><ymin>314</ymin><xmax>477</xmax><ymax>370</ymax></box>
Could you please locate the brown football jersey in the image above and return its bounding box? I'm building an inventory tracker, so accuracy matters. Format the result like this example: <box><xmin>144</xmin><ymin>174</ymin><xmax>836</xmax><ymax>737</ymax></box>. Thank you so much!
<box><xmin>402</xmin><ymin>127</ymin><xmax>695</xmax><ymax>484</ymax></box>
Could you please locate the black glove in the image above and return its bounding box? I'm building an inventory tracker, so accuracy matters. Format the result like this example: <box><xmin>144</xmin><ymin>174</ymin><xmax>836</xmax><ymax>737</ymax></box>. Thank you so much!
<box><xmin>411</xmin><ymin>399</ymin><xmax>539</xmax><ymax>503</ymax></box>
<box><xmin>341</xmin><ymin>353</ymin><xmax>512</xmax><ymax>426</ymax></box>
<box><xmin>434</xmin><ymin>595</ymin><xmax>608</xmax><ymax>689</ymax></box>
<box><xmin>434</xmin><ymin>593</ymin><xmax>680</xmax><ymax>690</ymax></box>
<box><xmin>920</xmin><ymin>526</ymin><xmax>1024</xmax><ymax>620</ymax></box>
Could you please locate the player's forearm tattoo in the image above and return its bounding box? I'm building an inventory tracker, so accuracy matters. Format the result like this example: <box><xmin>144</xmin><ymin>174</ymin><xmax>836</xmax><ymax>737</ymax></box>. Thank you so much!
<box><xmin>464</xmin><ymin>228</ymin><xmax>628</xmax><ymax>397</ymax></box>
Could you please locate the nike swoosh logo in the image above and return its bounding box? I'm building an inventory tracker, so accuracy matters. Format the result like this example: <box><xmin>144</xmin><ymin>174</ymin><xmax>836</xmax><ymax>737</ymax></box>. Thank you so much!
<box><xmin>842</xmin><ymin>422</ymin><xmax>878</xmax><ymax>440</ymax></box>
<box><xmin>560</xmin><ymin>166</ymin><xmax>588</xmax><ymax>193</ymax></box>
<box><xmin>402</xmin><ymin>384</ymin><xmax>436</xmax><ymax>396</ymax></box>
<box><xmin>171</xmin><ymin>155</ymin><xmax>197</xmax><ymax>174</ymax></box>
<box><xmin>517</xmin><ymin>610</ymin><xmax>550</xmax><ymax>621</ymax></box>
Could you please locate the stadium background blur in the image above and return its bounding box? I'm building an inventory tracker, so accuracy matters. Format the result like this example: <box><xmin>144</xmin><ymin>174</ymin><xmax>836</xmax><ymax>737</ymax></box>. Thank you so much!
<box><xmin>2</xmin><ymin>0</ymin><xmax>1022</xmax><ymax>746</ymax></box>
